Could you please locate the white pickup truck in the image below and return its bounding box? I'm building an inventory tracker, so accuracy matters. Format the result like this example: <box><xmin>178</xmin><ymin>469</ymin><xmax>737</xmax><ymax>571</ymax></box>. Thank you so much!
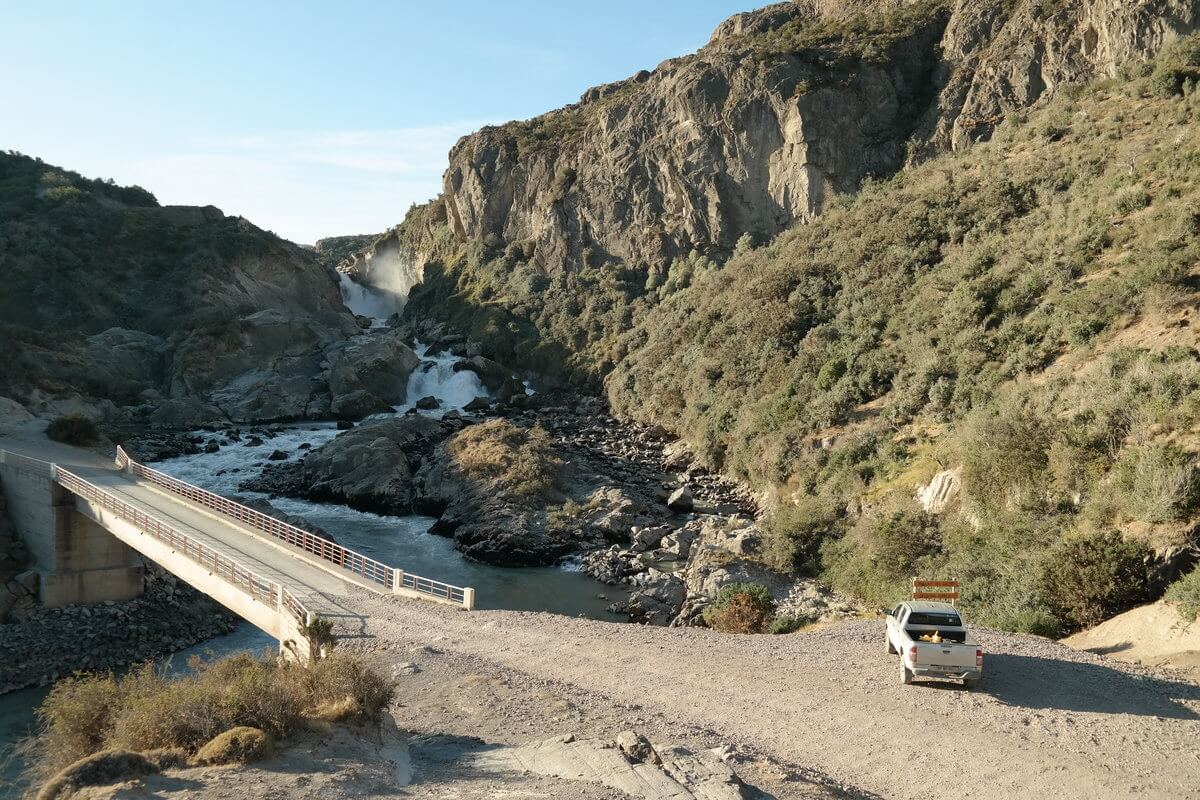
<box><xmin>885</xmin><ymin>601</ymin><xmax>983</xmax><ymax>688</ymax></box>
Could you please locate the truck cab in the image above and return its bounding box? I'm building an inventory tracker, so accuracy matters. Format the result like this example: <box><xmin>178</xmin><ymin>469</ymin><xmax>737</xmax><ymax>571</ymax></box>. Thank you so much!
<box><xmin>885</xmin><ymin>601</ymin><xmax>983</xmax><ymax>688</ymax></box>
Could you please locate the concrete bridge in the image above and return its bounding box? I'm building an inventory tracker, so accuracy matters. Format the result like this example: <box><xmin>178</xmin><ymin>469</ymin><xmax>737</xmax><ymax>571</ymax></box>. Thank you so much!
<box><xmin>0</xmin><ymin>444</ymin><xmax>473</xmax><ymax>661</ymax></box>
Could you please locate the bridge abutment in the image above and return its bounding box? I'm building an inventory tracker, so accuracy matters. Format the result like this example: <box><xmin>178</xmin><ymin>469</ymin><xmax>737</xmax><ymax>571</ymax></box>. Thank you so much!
<box><xmin>0</xmin><ymin>456</ymin><xmax>144</xmax><ymax>607</ymax></box>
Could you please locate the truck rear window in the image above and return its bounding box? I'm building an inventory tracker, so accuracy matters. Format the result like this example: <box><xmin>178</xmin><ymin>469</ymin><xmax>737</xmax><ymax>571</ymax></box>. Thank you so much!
<box><xmin>907</xmin><ymin>612</ymin><xmax>962</xmax><ymax>627</ymax></box>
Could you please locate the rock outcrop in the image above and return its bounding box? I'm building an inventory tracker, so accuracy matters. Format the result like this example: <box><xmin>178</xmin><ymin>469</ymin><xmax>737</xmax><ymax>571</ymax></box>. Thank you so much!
<box><xmin>920</xmin><ymin>0</ymin><xmax>1200</xmax><ymax>153</ymax></box>
<box><xmin>243</xmin><ymin>416</ymin><xmax>453</xmax><ymax>514</ymax></box>
<box><xmin>399</xmin><ymin>0</ymin><xmax>1200</xmax><ymax>290</ymax></box>
<box><xmin>440</xmin><ymin>1</ymin><xmax>949</xmax><ymax>273</ymax></box>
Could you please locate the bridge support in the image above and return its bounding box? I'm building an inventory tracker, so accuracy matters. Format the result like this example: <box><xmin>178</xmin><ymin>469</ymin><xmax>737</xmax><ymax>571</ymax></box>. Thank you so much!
<box><xmin>0</xmin><ymin>456</ymin><xmax>143</xmax><ymax>607</ymax></box>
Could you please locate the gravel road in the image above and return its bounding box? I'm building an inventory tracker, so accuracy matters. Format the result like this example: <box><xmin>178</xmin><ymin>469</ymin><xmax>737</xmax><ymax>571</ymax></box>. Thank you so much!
<box><xmin>346</xmin><ymin>591</ymin><xmax>1200</xmax><ymax>800</ymax></box>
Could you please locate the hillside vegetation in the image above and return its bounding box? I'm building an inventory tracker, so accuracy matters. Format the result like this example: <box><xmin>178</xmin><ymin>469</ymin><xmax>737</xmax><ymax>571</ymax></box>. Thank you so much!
<box><xmin>400</xmin><ymin>32</ymin><xmax>1200</xmax><ymax>634</ymax></box>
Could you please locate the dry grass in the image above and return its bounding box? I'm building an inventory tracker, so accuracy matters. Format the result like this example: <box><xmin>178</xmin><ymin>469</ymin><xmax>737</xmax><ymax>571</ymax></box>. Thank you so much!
<box><xmin>190</xmin><ymin>726</ymin><xmax>272</xmax><ymax>767</ymax></box>
<box><xmin>447</xmin><ymin>419</ymin><xmax>566</xmax><ymax>501</ymax></box>
<box><xmin>25</xmin><ymin>653</ymin><xmax>393</xmax><ymax>787</ymax></box>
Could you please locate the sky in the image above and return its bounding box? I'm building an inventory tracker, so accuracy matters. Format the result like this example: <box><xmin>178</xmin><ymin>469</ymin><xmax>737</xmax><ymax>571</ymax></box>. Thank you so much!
<box><xmin>2</xmin><ymin>1</ymin><xmax>752</xmax><ymax>244</ymax></box>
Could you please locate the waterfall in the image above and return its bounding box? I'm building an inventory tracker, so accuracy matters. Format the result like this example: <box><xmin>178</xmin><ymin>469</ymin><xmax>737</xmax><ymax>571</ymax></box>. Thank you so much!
<box><xmin>398</xmin><ymin>344</ymin><xmax>486</xmax><ymax>413</ymax></box>
<box><xmin>338</xmin><ymin>273</ymin><xmax>399</xmax><ymax>322</ymax></box>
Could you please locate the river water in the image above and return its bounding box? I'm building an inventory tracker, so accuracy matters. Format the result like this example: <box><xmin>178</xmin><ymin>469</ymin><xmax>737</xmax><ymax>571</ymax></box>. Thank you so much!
<box><xmin>0</xmin><ymin>334</ymin><xmax>624</xmax><ymax>790</ymax></box>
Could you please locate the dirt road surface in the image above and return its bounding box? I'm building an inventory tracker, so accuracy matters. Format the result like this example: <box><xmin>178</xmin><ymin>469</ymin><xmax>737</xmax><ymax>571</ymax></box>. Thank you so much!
<box><xmin>346</xmin><ymin>590</ymin><xmax>1200</xmax><ymax>800</ymax></box>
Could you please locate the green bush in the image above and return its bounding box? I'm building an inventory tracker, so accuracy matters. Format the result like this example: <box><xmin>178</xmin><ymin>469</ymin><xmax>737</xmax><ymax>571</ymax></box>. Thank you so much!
<box><xmin>1038</xmin><ymin>530</ymin><xmax>1150</xmax><ymax>631</ymax></box>
<box><xmin>703</xmin><ymin>582</ymin><xmax>776</xmax><ymax>633</ymax></box>
<box><xmin>959</xmin><ymin>407</ymin><xmax>1049</xmax><ymax>513</ymax></box>
<box><xmin>1165</xmin><ymin>567</ymin><xmax>1200</xmax><ymax>620</ymax></box>
<box><xmin>45</xmin><ymin>414</ymin><xmax>100</xmax><ymax>446</ymax></box>
<box><xmin>987</xmin><ymin>608</ymin><xmax>1062</xmax><ymax>638</ymax></box>
<box><xmin>762</xmin><ymin>495</ymin><xmax>839</xmax><ymax>576</ymax></box>
<box><xmin>1111</xmin><ymin>444</ymin><xmax>1197</xmax><ymax>523</ymax></box>
<box><xmin>823</xmin><ymin>502</ymin><xmax>941</xmax><ymax>606</ymax></box>
<box><xmin>768</xmin><ymin>614</ymin><xmax>811</xmax><ymax>634</ymax></box>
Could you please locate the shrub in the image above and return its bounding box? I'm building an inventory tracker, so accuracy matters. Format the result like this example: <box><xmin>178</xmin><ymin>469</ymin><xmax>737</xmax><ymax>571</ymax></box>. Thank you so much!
<box><xmin>190</xmin><ymin>726</ymin><xmax>272</xmax><ymax>766</ymax></box>
<box><xmin>1165</xmin><ymin>568</ymin><xmax>1200</xmax><ymax>620</ymax></box>
<box><xmin>25</xmin><ymin>653</ymin><xmax>393</xmax><ymax>784</ymax></box>
<box><xmin>959</xmin><ymin>407</ymin><xmax>1049</xmax><ymax>513</ymax></box>
<box><xmin>35</xmin><ymin>749</ymin><xmax>184</xmax><ymax>800</ymax></box>
<box><xmin>1112</xmin><ymin>186</ymin><xmax>1151</xmax><ymax>215</ymax></box>
<box><xmin>762</xmin><ymin>495</ymin><xmax>839</xmax><ymax>576</ymax></box>
<box><xmin>987</xmin><ymin>608</ymin><xmax>1062</xmax><ymax>638</ymax></box>
<box><xmin>301</xmin><ymin>616</ymin><xmax>337</xmax><ymax>658</ymax></box>
<box><xmin>45</xmin><ymin>414</ymin><xmax>100</xmax><ymax>446</ymax></box>
<box><xmin>1038</xmin><ymin>530</ymin><xmax>1150</xmax><ymax>631</ymax></box>
<box><xmin>822</xmin><ymin>502</ymin><xmax>941</xmax><ymax>606</ymax></box>
<box><xmin>703</xmin><ymin>582</ymin><xmax>776</xmax><ymax>633</ymax></box>
<box><xmin>1111</xmin><ymin>444</ymin><xmax>1197</xmax><ymax>523</ymax></box>
<box><xmin>768</xmin><ymin>614</ymin><xmax>811</xmax><ymax>634</ymax></box>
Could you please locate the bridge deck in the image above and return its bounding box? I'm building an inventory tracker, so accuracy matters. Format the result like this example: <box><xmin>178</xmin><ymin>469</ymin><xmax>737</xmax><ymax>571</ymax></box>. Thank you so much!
<box><xmin>69</xmin><ymin>463</ymin><xmax>372</xmax><ymax>639</ymax></box>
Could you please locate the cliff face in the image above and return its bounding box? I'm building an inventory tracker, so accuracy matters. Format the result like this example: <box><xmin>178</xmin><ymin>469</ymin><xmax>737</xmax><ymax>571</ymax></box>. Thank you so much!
<box><xmin>923</xmin><ymin>0</ymin><xmax>1200</xmax><ymax>152</ymax></box>
<box><xmin>431</xmin><ymin>0</ymin><xmax>1200</xmax><ymax>275</ymax></box>
<box><xmin>442</xmin><ymin>1</ymin><xmax>949</xmax><ymax>272</ymax></box>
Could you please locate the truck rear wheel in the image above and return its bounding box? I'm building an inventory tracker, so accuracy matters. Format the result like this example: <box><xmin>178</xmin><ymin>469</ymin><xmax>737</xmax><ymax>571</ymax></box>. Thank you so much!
<box><xmin>886</xmin><ymin>635</ymin><xmax>897</xmax><ymax>655</ymax></box>
<box><xmin>963</xmin><ymin>677</ymin><xmax>979</xmax><ymax>689</ymax></box>
<box><xmin>900</xmin><ymin>661</ymin><xmax>913</xmax><ymax>685</ymax></box>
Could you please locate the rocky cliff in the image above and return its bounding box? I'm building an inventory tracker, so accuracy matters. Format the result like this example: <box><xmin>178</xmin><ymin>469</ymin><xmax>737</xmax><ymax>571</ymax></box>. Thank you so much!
<box><xmin>0</xmin><ymin>152</ymin><xmax>410</xmax><ymax>425</ymax></box>
<box><xmin>421</xmin><ymin>0</ymin><xmax>1200</xmax><ymax>276</ymax></box>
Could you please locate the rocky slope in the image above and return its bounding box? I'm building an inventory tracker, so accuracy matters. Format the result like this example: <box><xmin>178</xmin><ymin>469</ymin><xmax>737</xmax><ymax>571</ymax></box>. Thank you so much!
<box><xmin>431</xmin><ymin>0</ymin><xmax>1200</xmax><ymax>275</ymax></box>
<box><xmin>0</xmin><ymin>152</ymin><xmax>399</xmax><ymax>426</ymax></box>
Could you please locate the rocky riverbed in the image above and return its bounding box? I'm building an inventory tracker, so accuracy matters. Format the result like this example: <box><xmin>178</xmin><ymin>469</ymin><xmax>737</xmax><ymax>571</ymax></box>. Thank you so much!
<box><xmin>222</xmin><ymin>327</ymin><xmax>862</xmax><ymax>628</ymax></box>
<box><xmin>0</xmin><ymin>566</ymin><xmax>237</xmax><ymax>694</ymax></box>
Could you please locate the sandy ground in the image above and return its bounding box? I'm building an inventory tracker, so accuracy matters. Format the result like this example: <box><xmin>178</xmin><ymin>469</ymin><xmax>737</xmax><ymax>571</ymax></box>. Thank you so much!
<box><xmin>1064</xmin><ymin>601</ymin><xmax>1200</xmax><ymax>676</ymax></box>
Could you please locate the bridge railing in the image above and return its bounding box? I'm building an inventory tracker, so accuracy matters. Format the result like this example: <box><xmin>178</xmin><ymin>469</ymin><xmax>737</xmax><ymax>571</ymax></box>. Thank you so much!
<box><xmin>115</xmin><ymin>446</ymin><xmax>474</xmax><ymax>608</ymax></box>
<box><xmin>116</xmin><ymin>445</ymin><xmax>391</xmax><ymax>587</ymax></box>
<box><xmin>52</xmin><ymin>464</ymin><xmax>308</xmax><ymax>624</ymax></box>
<box><xmin>0</xmin><ymin>449</ymin><xmax>54</xmax><ymax>475</ymax></box>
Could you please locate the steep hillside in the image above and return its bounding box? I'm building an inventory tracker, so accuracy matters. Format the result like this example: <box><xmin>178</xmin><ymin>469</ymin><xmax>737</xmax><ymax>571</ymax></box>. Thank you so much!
<box><xmin>388</xmin><ymin>2</ymin><xmax>1200</xmax><ymax>632</ymax></box>
<box><xmin>0</xmin><ymin>152</ymin><xmax>362</xmax><ymax>424</ymax></box>
<box><xmin>609</xmin><ymin>58</ymin><xmax>1200</xmax><ymax>632</ymax></box>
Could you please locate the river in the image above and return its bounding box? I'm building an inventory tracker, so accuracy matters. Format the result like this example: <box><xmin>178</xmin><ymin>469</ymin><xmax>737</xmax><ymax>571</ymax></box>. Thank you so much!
<box><xmin>0</xmin><ymin>335</ymin><xmax>624</xmax><ymax>792</ymax></box>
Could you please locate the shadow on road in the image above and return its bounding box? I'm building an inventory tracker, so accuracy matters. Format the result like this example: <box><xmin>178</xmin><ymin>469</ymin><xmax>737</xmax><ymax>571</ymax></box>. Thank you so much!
<box><xmin>977</xmin><ymin>652</ymin><xmax>1200</xmax><ymax>718</ymax></box>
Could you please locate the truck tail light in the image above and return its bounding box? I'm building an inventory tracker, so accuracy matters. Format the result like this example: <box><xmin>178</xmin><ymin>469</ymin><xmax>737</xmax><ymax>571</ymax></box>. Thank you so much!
<box><xmin>976</xmin><ymin>649</ymin><xmax>984</xmax><ymax>669</ymax></box>
<box><xmin>908</xmin><ymin>645</ymin><xmax>918</xmax><ymax>661</ymax></box>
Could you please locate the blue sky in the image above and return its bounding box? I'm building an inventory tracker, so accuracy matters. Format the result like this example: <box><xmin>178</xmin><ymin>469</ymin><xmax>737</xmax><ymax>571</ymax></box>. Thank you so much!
<box><xmin>2</xmin><ymin>1</ymin><xmax>751</xmax><ymax>243</ymax></box>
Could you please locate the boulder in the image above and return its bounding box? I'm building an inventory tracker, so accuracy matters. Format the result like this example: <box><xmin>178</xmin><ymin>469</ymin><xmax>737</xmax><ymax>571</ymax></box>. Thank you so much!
<box><xmin>625</xmin><ymin>571</ymin><xmax>687</xmax><ymax>625</ymax></box>
<box><xmin>632</xmin><ymin>525</ymin><xmax>671</xmax><ymax>552</ymax></box>
<box><xmin>267</xmin><ymin>450</ymin><xmax>288</xmax><ymax>461</ymax></box>
<box><xmin>666</xmin><ymin>487</ymin><xmax>693</xmax><ymax>512</ymax></box>
<box><xmin>326</xmin><ymin>329</ymin><xmax>420</xmax><ymax>420</ymax></box>
<box><xmin>452</xmin><ymin>356</ymin><xmax>523</xmax><ymax>396</ymax></box>
<box><xmin>298</xmin><ymin>416</ymin><xmax>448</xmax><ymax>514</ymax></box>
<box><xmin>330</xmin><ymin>389</ymin><xmax>392</xmax><ymax>420</ymax></box>
<box><xmin>415</xmin><ymin>395</ymin><xmax>440</xmax><ymax>410</ymax></box>
<box><xmin>463</xmin><ymin>396</ymin><xmax>491</xmax><ymax>413</ymax></box>
<box><xmin>616</xmin><ymin>730</ymin><xmax>658</xmax><ymax>764</ymax></box>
